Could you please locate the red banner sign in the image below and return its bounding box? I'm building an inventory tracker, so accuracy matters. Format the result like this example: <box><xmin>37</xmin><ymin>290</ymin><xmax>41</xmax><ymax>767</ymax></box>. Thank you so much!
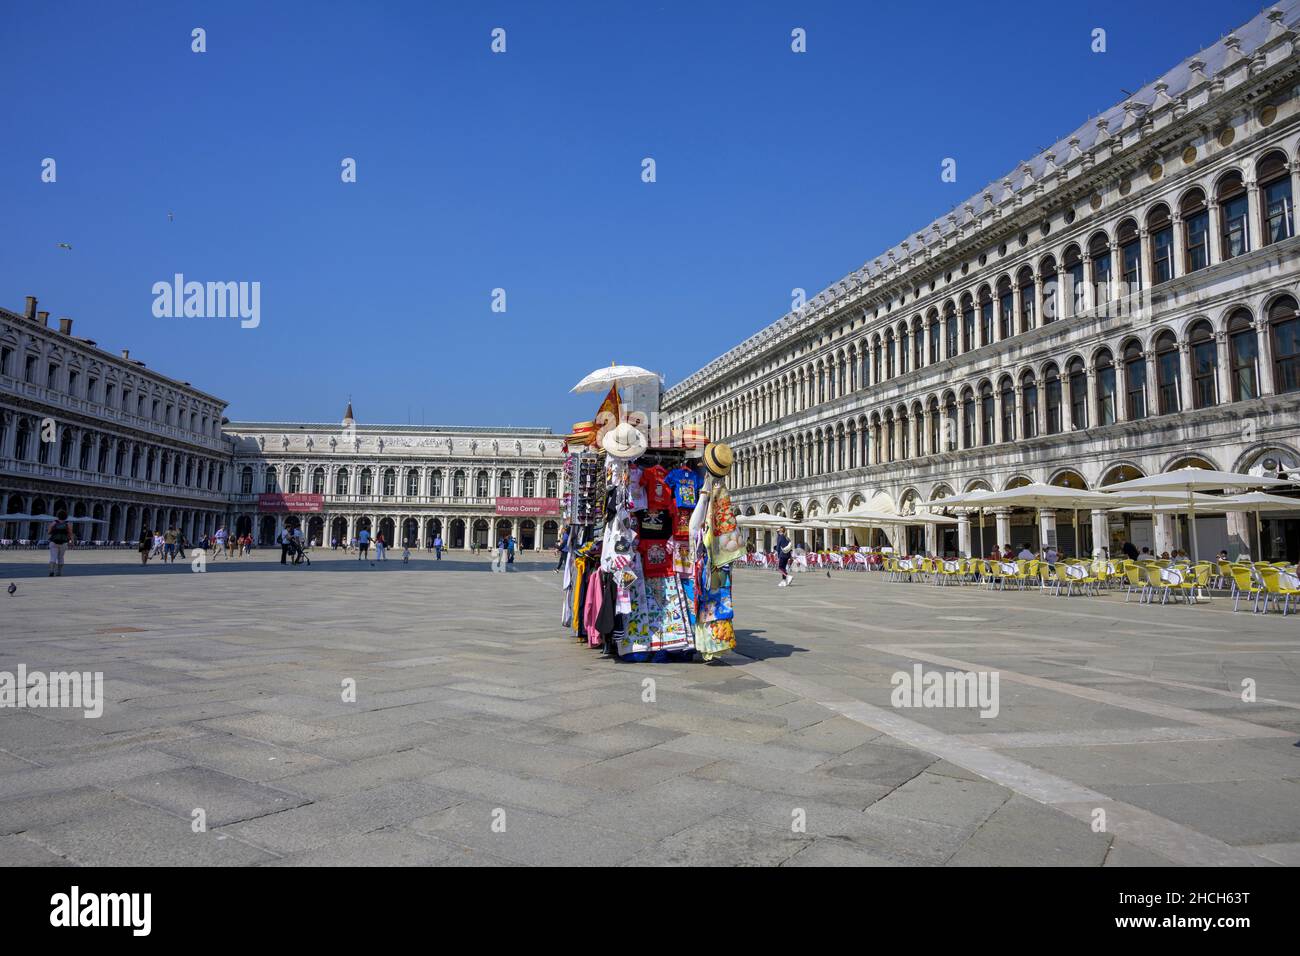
<box><xmin>258</xmin><ymin>493</ymin><xmax>324</xmax><ymax>513</ymax></box>
<box><xmin>495</xmin><ymin>497</ymin><xmax>559</xmax><ymax>516</ymax></box>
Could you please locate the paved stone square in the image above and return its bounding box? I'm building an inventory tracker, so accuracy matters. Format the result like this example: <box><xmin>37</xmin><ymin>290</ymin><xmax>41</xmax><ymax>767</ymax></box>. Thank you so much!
<box><xmin>0</xmin><ymin>548</ymin><xmax>1298</xmax><ymax>866</ymax></box>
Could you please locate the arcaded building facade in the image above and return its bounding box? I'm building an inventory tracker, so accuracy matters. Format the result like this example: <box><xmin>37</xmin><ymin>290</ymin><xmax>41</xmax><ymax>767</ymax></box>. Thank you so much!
<box><xmin>224</xmin><ymin>411</ymin><xmax>566</xmax><ymax>550</ymax></box>
<box><xmin>662</xmin><ymin>5</ymin><xmax>1300</xmax><ymax>560</ymax></box>
<box><xmin>0</xmin><ymin>297</ymin><xmax>231</xmax><ymax>544</ymax></box>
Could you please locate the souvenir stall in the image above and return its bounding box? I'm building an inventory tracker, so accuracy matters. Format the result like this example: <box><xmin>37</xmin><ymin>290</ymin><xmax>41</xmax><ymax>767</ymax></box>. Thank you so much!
<box><xmin>559</xmin><ymin>366</ymin><xmax>741</xmax><ymax>663</ymax></box>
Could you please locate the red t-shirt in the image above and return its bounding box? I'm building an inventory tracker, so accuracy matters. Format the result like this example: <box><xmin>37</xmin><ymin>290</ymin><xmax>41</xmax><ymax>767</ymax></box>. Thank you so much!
<box><xmin>638</xmin><ymin>539</ymin><xmax>673</xmax><ymax>578</ymax></box>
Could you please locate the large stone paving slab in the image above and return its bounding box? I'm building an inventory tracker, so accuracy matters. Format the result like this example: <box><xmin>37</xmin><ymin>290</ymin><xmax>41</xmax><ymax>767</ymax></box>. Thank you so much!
<box><xmin>1</xmin><ymin>549</ymin><xmax>1298</xmax><ymax>865</ymax></box>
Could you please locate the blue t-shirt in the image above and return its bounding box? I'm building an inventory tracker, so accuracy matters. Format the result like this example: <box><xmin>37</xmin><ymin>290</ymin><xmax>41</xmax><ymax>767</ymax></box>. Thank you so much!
<box><xmin>359</xmin><ymin>530</ymin><xmax>370</xmax><ymax>544</ymax></box>
<box><xmin>665</xmin><ymin>467</ymin><xmax>702</xmax><ymax>509</ymax></box>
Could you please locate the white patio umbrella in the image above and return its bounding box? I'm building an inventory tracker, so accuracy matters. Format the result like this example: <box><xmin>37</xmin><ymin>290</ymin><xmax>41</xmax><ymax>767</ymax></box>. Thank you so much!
<box><xmin>1223</xmin><ymin>491</ymin><xmax>1300</xmax><ymax>559</ymax></box>
<box><xmin>1114</xmin><ymin>491</ymin><xmax>1300</xmax><ymax>559</ymax></box>
<box><xmin>954</xmin><ymin>484</ymin><xmax>1121</xmax><ymax>558</ymax></box>
<box><xmin>1101</xmin><ymin>468</ymin><xmax>1294</xmax><ymax>561</ymax></box>
<box><xmin>570</xmin><ymin>364</ymin><xmax>661</xmax><ymax>394</ymax></box>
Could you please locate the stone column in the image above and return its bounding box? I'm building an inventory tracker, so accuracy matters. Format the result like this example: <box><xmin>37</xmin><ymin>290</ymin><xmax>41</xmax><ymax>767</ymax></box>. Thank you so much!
<box><xmin>1255</xmin><ymin>319</ymin><xmax>1275</xmax><ymax>395</ymax></box>
<box><xmin>1226</xmin><ymin>511</ymin><xmax>1252</xmax><ymax>559</ymax></box>
<box><xmin>1178</xmin><ymin>341</ymin><xmax>1195</xmax><ymax>411</ymax></box>
<box><xmin>1214</xmin><ymin>331</ymin><xmax>1232</xmax><ymax>406</ymax></box>
<box><xmin>957</xmin><ymin>514</ymin><xmax>971</xmax><ymax>557</ymax></box>
<box><xmin>994</xmin><ymin>509</ymin><xmax>1012</xmax><ymax>551</ymax></box>
<box><xmin>1085</xmin><ymin>368</ymin><xmax>1099</xmax><ymax>429</ymax></box>
<box><xmin>1038</xmin><ymin>508</ymin><xmax>1057</xmax><ymax>552</ymax></box>
<box><xmin>1012</xmin><ymin>284</ymin><xmax>1024</xmax><ymax>336</ymax></box>
<box><xmin>1207</xmin><ymin>203</ymin><xmax>1221</xmax><ymax>267</ymax></box>
<box><xmin>1090</xmin><ymin>510</ymin><xmax>1109</xmax><ymax>559</ymax></box>
<box><xmin>1170</xmin><ymin>215</ymin><xmax>1184</xmax><ymax>280</ymax></box>
<box><xmin>1246</xmin><ymin>179</ymin><xmax>1263</xmax><ymax>253</ymax></box>
<box><xmin>1138</xmin><ymin>228</ymin><xmax>1153</xmax><ymax>291</ymax></box>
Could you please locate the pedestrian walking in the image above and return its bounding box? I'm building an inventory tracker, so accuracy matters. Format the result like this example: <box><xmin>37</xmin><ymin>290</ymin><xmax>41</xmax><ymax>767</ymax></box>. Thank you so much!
<box><xmin>375</xmin><ymin>532</ymin><xmax>386</xmax><ymax>561</ymax></box>
<box><xmin>358</xmin><ymin>527</ymin><xmax>370</xmax><ymax>560</ymax></box>
<box><xmin>554</xmin><ymin>527</ymin><xmax>569</xmax><ymax>573</ymax></box>
<box><xmin>402</xmin><ymin>544</ymin><xmax>411</xmax><ymax>564</ymax></box>
<box><xmin>46</xmin><ymin>510</ymin><xmax>75</xmax><ymax>577</ymax></box>
<box><xmin>776</xmin><ymin>526</ymin><xmax>794</xmax><ymax>587</ymax></box>
<box><xmin>506</xmin><ymin>534</ymin><xmax>516</xmax><ymax>571</ymax></box>
<box><xmin>164</xmin><ymin>524</ymin><xmax>179</xmax><ymax>563</ymax></box>
<box><xmin>433</xmin><ymin>534</ymin><xmax>442</xmax><ymax>560</ymax></box>
<box><xmin>138</xmin><ymin>526</ymin><xmax>153</xmax><ymax>566</ymax></box>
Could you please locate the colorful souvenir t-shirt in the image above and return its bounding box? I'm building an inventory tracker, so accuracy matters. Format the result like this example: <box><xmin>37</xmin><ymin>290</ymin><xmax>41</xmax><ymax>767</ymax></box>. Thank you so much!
<box><xmin>672</xmin><ymin>508</ymin><xmax>692</xmax><ymax>540</ymax></box>
<box><xmin>640</xmin><ymin>466</ymin><xmax>676</xmax><ymax>511</ymax></box>
<box><xmin>665</xmin><ymin>467</ymin><xmax>702</xmax><ymax>509</ymax></box>
<box><xmin>627</xmin><ymin>466</ymin><xmax>648</xmax><ymax>511</ymax></box>
<box><xmin>638</xmin><ymin>539</ymin><xmax>673</xmax><ymax>578</ymax></box>
<box><xmin>639</xmin><ymin>508</ymin><xmax>673</xmax><ymax>540</ymax></box>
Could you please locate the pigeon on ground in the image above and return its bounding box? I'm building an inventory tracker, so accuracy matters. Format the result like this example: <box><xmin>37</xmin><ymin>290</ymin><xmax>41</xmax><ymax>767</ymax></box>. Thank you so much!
<box><xmin>56</xmin><ymin>243</ymin><xmax>72</xmax><ymax>250</ymax></box>
<box><xmin>7</xmin><ymin>583</ymin><xmax>16</xmax><ymax>595</ymax></box>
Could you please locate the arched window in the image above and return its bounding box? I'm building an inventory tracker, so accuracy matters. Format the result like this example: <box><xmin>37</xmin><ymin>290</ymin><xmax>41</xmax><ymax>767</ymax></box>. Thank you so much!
<box><xmin>382</xmin><ymin>468</ymin><xmax>396</xmax><ymax>496</ymax></box>
<box><xmin>1020</xmin><ymin>372</ymin><xmax>1039</xmax><ymax>438</ymax></box>
<box><xmin>475</xmin><ymin>470</ymin><xmax>489</xmax><ymax>497</ymax></box>
<box><xmin>1227</xmin><ymin>309</ymin><xmax>1258</xmax><ymax>401</ymax></box>
<box><xmin>1068</xmin><ymin>358</ymin><xmax>1087</xmax><ymax>429</ymax></box>
<box><xmin>545</xmin><ymin>471</ymin><xmax>558</xmax><ymax>498</ymax></box>
<box><xmin>1096</xmin><ymin>349</ymin><xmax>1116</xmax><ymax>426</ymax></box>
<box><xmin>1189</xmin><ymin>321</ymin><xmax>1217</xmax><ymax>409</ymax></box>
<box><xmin>1148</xmin><ymin>204</ymin><xmax>1174</xmax><ymax>284</ymax></box>
<box><xmin>1044</xmin><ymin>364</ymin><xmax>1062</xmax><ymax>434</ymax></box>
<box><xmin>943</xmin><ymin>393</ymin><xmax>958</xmax><ymax>450</ymax></box>
<box><xmin>961</xmin><ymin>296</ymin><xmax>975</xmax><ymax>351</ymax></box>
<box><xmin>1118</xmin><ymin>219</ymin><xmax>1142</xmax><ymax>293</ymax></box>
<box><xmin>979</xmin><ymin>288</ymin><xmax>994</xmax><ymax>344</ymax></box>
<box><xmin>241</xmin><ymin>465</ymin><xmax>255</xmax><ymax>495</ymax></box>
<box><xmin>1270</xmin><ymin>295</ymin><xmax>1300</xmax><ymax>393</ymax></box>
<box><xmin>912</xmin><ymin>319</ymin><xmax>924</xmax><ymax>369</ymax></box>
<box><xmin>1154</xmin><ymin>331</ymin><xmax>1181</xmax><ymax>414</ymax></box>
<box><xmin>945</xmin><ymin>306</ymin><xmax>958</xmax><ymax>358</ymax></box>
<box><xmin>264</xmin><ymin>467</ymin><xmax>278</xmax><ymax>493</ymax></box>
<box><xmin>335</xmin><ymin>467</ymin><xmax>349</xmax><ymax>495</ymax></box>
<box><xmin>928</xmin><ymin>313</ymin><xmax>940</xmax><ymax>363</ymax></box>
<box><xmin>288</xmin><ymin>467</ymin><xmax>302</xmax><ymax>493</ymax></box>
<box><xmin>1063</xmin><ymin>247</ymin><xmax>1084</xmax><ymax>315</ymax></box>
<box><xmin>1039</xmin><ymin>256</ymin><xmax>1058</xmax><ymax>324</ymax></box>
<box><xmin>58</xmin><ymin>427</ymin><xmax>73</xmax><ymax>467</ymax></box>
<box><xmin>522</xmin><ymin>471</ymin><xmax>536</xmax><ymax>497</ymax></box>
<box><xmin>1089</xmin><ymin>232</ymin><xmax>1112</xmax><ymax>304</ymax></box>
<box><xmin>453</xmin><ymin>470</ymin><xmax>466</xmax><ymax>497</ymax></box>
<box><xmin>14</xmin><ymin>418</ymin><xmax>31</xmax><ymax>461</ymax></box>
<box><xmin>1218</xmin><ymin>171</ymin><xmax>1250</xmax><ymax>260</ymax></box>
<box><xmin>406</xmin><ymin>469</ymin><xmax>419</xmax><ymax>496</ymax></box>
<box><xmin>1124</xmin><ymin>341</ymin><xmax>1147</xmax><ymax>419</ymax></box>
<box><xmin>979</xmin><ymin>383</ymin><xmax>994</xmax><ymax>446</ymax></box>
<box><xmin>1181</xmin><ymin>189</ymin><xmax>1209</xmax><ymax>273</ymax></box>
<box><xmin>897</xmin><ymin>328</ymin><xmax>909</xmax><ymax>375</ymax></box>
<box><xmin>430</xmin><ymin>470</ymin><xmax>443</xmax><ymax>496</ymax></box>
<box><xmin>999</xmin><ymin>377</ymin><xmax>1015</xmax><ymax>441</ymax></box>
<box><xmin>961</xmin><ymin>389</ymin><xmax>975</xmax><ymax>447</ymax></box>
<box><xmin>498</xmin><ymin>471</ymin><xmax>513</xmax><ymax>497</ymax></box>
<box><xmin>997</xmin><ymin>278</ymin><xmax>1014</xmax><ymax>339</ymax></box>
<box><xmin>1259</xmin><ymin>151</ymin><xmax>1294</xmax><ymax>245</ymax></box>
<box><xmin>359</xmin><ymin>468</ymin><xmax>373</xmax><ymax>495</ymax></box>
<box><xmin>885</xmin><ymin>333</ymin><xmax>895</xmax><ymax>379</ymax></box>
<box><xmin>1018</xmin><ymin>267</ymin><xmax>1036</xmax><ymax>331</ymax></box>
<box><xmin>312</xmin><ymin>467</ymin><xmax>325</xmax><ymax>494</ymax></box>
<box><xmin>927</xmin><ymin>399</ymin><xmax>940</xmax><ymax>452</ymax></box>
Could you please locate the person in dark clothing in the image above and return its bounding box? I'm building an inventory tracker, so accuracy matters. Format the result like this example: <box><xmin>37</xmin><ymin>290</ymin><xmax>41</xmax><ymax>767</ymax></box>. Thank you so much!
<box><xmin>555</xmin><ymin>528</ymin><xmax>569</xmax><ymax>573</ymax></box>
<box><xmin>776</xmin><ymin>526</ymin><xmax>794</xmax><ymax>588</ymax></box>
<box><xmin>279</xmin><ymin>528</ymin><xmax>292</xmax><ymax>565</ymax></box>
<box><xmin>1121</xmin><ymin>540</ymin><xmax>1139</xmax><ymax>560</ymax></box>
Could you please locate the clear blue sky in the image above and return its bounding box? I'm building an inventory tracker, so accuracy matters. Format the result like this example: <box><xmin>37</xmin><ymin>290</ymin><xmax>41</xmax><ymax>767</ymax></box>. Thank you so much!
<box><xmin>1</xmin><ymin>0</ymin><xmax>1263</xmax><ymax>432</ymax></box>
